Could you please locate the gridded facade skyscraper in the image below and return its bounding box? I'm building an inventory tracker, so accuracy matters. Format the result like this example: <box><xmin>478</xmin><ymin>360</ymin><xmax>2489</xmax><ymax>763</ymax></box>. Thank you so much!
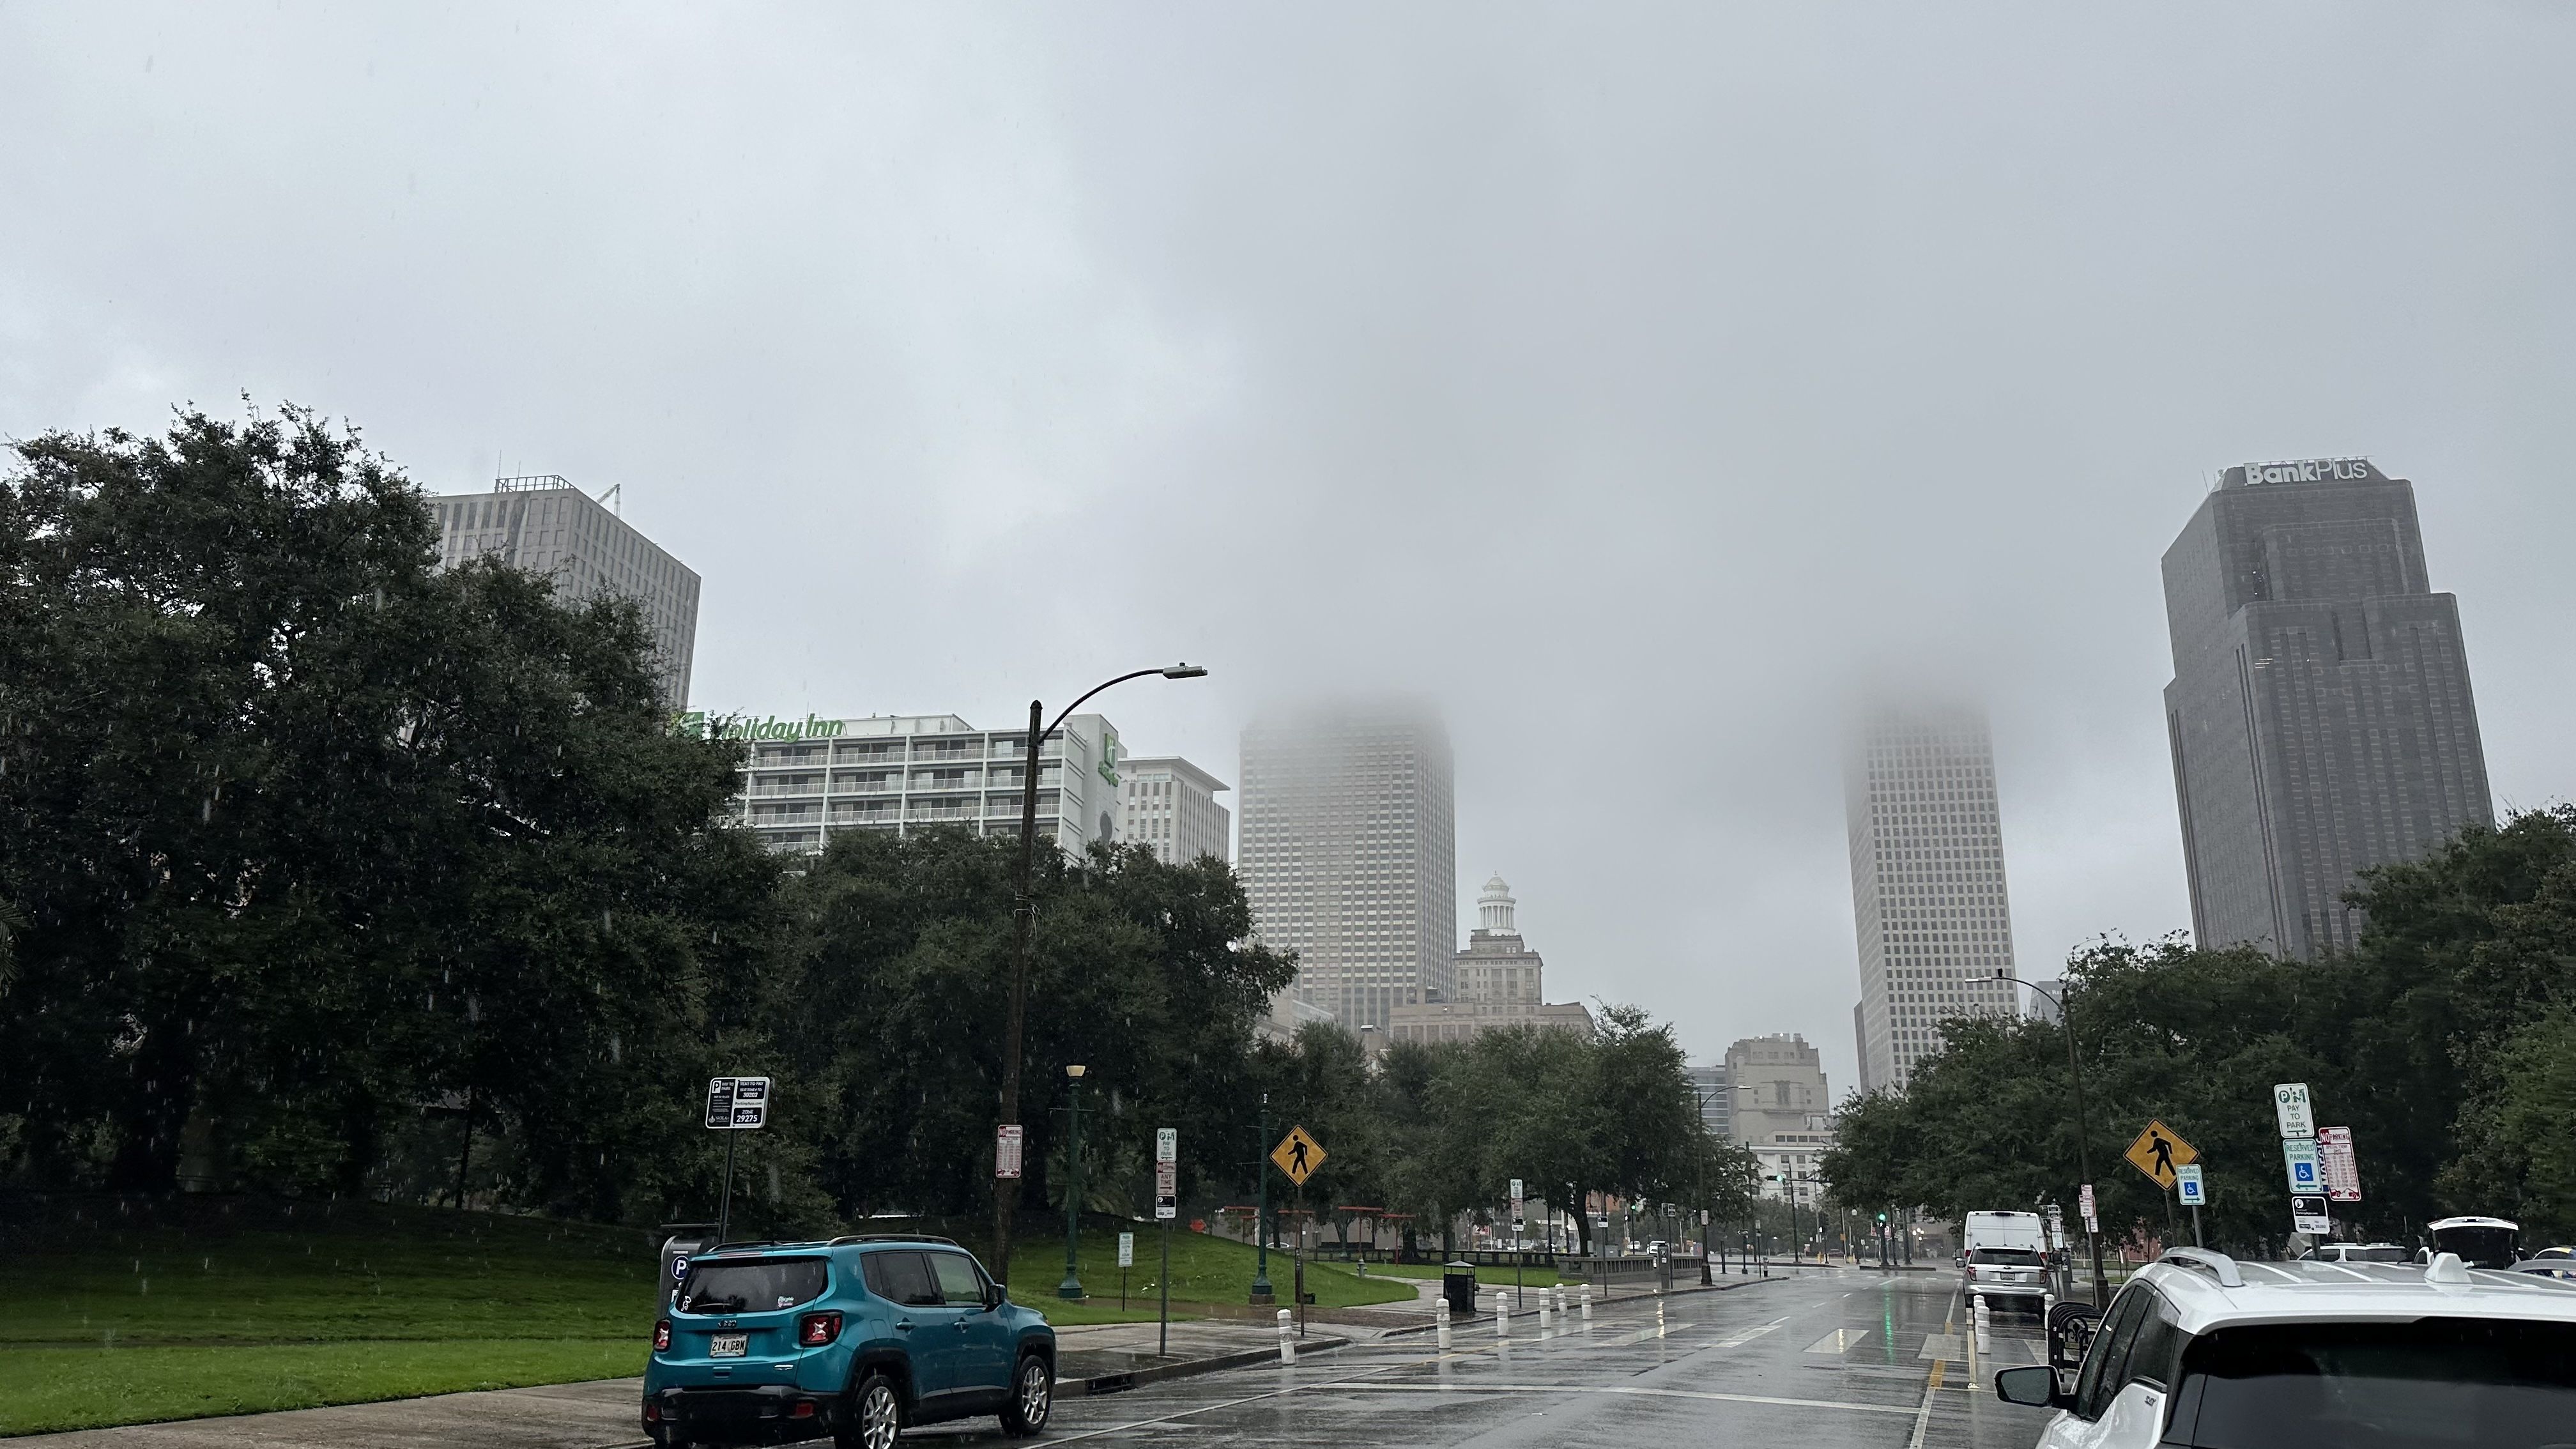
<box><xmin>430</xmin><ymin>477</ymin><xmax>701</xmax><ymax>709</ymax></box>
<box><xmin>1238</xmin><ymin>702</ymin><xmax>1456</xmax><ymax>1031</ymax></box>
<box><xmin>2162</xmin><ymin>458</ymin><xmax>2492</xmax><ymax>960</ymax></box>
<box><xmin>1846</xmin><ymin>705</ymin><xmax>2019</xmax><ymax>1094</ymax></box>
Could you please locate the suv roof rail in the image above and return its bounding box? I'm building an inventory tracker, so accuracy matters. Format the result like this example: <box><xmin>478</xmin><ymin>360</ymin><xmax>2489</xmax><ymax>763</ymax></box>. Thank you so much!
<box><xmin>2159</xmin><ymin>1246</ymin><xmax>2246</xmax><ymax>1287</ymax></box>
<box><xmin>828</xmin><ymin>1233</ymin><xmax>961</xmax><ymax>1246</ymax></box>
<box><xmin>704</xmin><ymin>1240</ymin><xmax>787</xmax><ymax>1254</ymax></box>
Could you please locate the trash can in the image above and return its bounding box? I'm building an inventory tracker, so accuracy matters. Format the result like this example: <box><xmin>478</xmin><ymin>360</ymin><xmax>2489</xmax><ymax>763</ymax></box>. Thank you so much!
<box><xmin>1443</xmin><ymin>1262</ymin><xmax>1478</xmax><ymax>1316</ymax></box>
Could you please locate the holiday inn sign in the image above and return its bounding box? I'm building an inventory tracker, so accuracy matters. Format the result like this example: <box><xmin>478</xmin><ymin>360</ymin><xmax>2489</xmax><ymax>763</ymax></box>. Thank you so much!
<box><xmin>675</xmin><ymin>711</ymin><xmax>848</xmax><ymax>742</ymax></box>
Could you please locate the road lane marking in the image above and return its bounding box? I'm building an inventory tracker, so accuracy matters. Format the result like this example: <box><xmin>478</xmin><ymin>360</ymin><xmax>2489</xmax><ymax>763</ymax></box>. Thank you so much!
<box><xmin>1710</xmin><ymin>1315</ymin><xmax>1788</xmax><ymax>1348</ymax></box>
<box><xmin>1804</xmin><ymin>1328</ymin><xmax>1871</xmax><ymax>1353</ymax></box>
<box><xmin>1907</xmin><ymin>1360</ymin><xmax>1944</xmax><ymax>1449</ymax></box>
<box><xmin>1332</xmin><ymin>1383</ymin><xmax>1919</xmax><ymax>1416</ymax></box>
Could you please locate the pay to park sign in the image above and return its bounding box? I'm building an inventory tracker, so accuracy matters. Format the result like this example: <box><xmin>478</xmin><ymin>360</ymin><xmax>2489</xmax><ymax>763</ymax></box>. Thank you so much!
<box><xmin>705</xmin><ymin>1077</ymin><xmax>770</xmax><ymax>1130</ymax></box>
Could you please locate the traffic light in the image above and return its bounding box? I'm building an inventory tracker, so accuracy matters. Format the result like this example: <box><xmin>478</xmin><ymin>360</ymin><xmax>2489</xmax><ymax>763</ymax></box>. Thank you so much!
<box><xmin>1876</xmin><ymin>1212</ymin><xmax>1888</xmax><ymax>1223</ymax></box>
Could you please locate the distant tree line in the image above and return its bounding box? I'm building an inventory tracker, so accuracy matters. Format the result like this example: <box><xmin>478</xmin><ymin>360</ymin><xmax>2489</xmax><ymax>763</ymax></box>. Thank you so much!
<box><xmin>0</xmin><ymin>407</ymin><xmax>1745</xmax><ymax>1254</ymax></box>
<box><xmin>1823</xmin><ymin>807</ymin><xmax>2576</xmax><ymax>1249</ymax></box>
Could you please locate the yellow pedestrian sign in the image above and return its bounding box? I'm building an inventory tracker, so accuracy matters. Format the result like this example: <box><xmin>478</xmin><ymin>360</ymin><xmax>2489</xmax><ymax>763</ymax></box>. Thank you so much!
<box><xmin>2125</xmin><ymin>1120</ymin><xmax>2199</xmax><ymax>1190</ymax></box>
<box><xmin>1270</xmin><ymin>1125</ymin><xmax>1326</xmax><ymax>1185</ymax></box>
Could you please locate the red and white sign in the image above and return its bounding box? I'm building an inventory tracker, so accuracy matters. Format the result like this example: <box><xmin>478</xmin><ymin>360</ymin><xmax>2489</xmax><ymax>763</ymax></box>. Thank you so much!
<box><xmin>2080</xmin><ymin>1183</ymin><xmax>2098</xmax><ymax>1234</ymax></box>
<box><xmin>2317</xmin><ymin>1126</ymin><xmax>2362</xmax><ymax>1204</ymax></box>
<box><xmin>995</xmin><ymin>1124</ymin><xmax>1025</xmax><ymax>1179</ymax></box>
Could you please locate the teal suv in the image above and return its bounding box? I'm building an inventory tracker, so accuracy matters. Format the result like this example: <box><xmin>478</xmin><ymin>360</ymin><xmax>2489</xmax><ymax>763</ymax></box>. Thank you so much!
<box><xmin>644</xmin><ymin>1235</ymin><xmax>1056</xmax><ymax>1449</ymax></box>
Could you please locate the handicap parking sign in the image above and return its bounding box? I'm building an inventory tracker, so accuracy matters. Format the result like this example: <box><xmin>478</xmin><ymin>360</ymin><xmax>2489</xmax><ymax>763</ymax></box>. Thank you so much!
<box><xmin>2282</xmin><ymin>1138</ymin><xmax>2322</xmax><ymax>1194</ymax></box>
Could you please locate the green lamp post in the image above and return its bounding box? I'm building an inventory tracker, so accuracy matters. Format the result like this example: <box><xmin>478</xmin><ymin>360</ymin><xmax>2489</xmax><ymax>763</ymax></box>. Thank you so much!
<box><xmin>1059</xmin><ymin>1065</ymin><xmax>1087</xmax><ymax>1301</ymax></box>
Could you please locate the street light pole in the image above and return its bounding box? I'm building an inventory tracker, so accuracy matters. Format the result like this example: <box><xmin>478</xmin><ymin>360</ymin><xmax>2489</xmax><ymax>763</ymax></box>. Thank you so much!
<box><xmin>1998</xmin><ymin>972</ymin><xmax>2110</xmax><ymax>1308</ymax></box>
<box><xmin>990</xmin><ymin>664</ymin><xmax>1208</xmax><ymax>1291</ymax></box>
<box><xmin>1060</xmin><ymin>1064</ymin><xmax>1087</xmax><ymax>1300</ymax></box>
<box><xmin>1251</xmin><ymin>1092</ymin><xmax>1274</xmax><ymax>1304</ymax></box>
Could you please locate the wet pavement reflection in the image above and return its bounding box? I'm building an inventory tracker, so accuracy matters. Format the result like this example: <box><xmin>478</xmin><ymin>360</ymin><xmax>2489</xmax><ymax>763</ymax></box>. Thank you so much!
<box><xmin>914</xmin><ymin>1268</ymin><xmax>2058</xmax><ymax>1448</ymax></box>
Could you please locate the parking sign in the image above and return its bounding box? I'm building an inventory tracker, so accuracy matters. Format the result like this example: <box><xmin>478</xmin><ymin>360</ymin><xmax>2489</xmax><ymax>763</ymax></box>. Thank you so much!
<box><xmin>2282</xmin><ymin>1137</ymin><xmax>2322</xmax><ymax>1194</ymax></box>
<box><xmin>2174</xmin><ymin>1163</ymin><xmax>2205</xmax><ymax>1207</ymax></box>
<box><xmin>705</xmin><ymin>1076</ymin><xmax>770</xmax><ymax>1130</ymax></box>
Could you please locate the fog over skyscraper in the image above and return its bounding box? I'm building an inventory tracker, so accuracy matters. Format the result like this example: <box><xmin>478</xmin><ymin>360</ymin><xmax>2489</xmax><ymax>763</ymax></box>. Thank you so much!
<box><xmin>1845</xmin><ymin>703</ymin><xmax>2020</xmax><ymax>1094</ymax></box>
<box><xmin>2162</xmin><ymin>459</ymin><xmax>2493</xmax><ymax>960</ymax></box>
<box><xmin>1238</xmin><ymin>702</ymin><xmax>1456</xmax><ymax>1030</ymax></box>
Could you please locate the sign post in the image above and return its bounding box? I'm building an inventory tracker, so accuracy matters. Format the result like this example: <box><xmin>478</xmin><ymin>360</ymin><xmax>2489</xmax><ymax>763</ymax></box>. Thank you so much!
<box><xmin>1509</xmin><ymin>1177</ymin><xmax>1527</xmax><ymax>1308</ymax></box>
<box><xmin>1119</xmin><ymin>1232</ymin><xmax>1135</xmax><ymax>1310</ymax></box>
<box><xmin>2174</xmin><ymin>1164</ymin><xmax>2206</xmax><ymax>1246</ymax></box>
<box><xmin>704</xmin><ymin>1076</ymin><xmax>771</xmax><ymax>1245</ymax></box>
<box><xmin>1156</xmin><ymin>1128</ymin><xmax>1177</xmax><ymax>1358</ymax></box>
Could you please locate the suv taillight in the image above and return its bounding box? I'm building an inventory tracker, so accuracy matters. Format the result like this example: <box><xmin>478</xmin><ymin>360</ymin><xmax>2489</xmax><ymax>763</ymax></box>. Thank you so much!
<box><xmin>652</xmin><ymin>1319</ymin><xmax>671</xmax><ymax>1351</ymax></box>
<box><xmin>798</xmin><ymin>1311</ymin><xmax>843</xmax><ymax>1347</ymax></box>
<box><xmin>1963</xmin><ymin>1265</ymin><xmax>1976</xmax><ymax>1280</ymax></box>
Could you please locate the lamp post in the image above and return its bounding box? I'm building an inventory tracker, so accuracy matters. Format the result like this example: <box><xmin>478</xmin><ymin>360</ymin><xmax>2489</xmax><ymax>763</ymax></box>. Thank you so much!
<box><xmin>1997</xmin><ymin>971</ymin><xmax>2110</xmax><ymax>1308</ymax></box>
<box><xmin>990</xmin><ymin>664</ymin><xmax>1208</xmax><ymax>1290</ymax></box>
<box><xmin>1250</xmin><ymin>1092</ymin><xmax>1274</xmax><ymax>1304</ymax></box>
<box><xmin>1060</xmin><ymin>1065</ymin><xmax>1087</xmax><ymax>1300</ymax></box>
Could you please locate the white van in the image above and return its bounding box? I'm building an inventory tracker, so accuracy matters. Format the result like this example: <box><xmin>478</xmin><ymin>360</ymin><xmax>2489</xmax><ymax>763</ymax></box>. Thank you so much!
<box><xmin>1965</xmin><ymin>1210</ymin><xmax>2051</xmax><ymax>1307</ymax></box>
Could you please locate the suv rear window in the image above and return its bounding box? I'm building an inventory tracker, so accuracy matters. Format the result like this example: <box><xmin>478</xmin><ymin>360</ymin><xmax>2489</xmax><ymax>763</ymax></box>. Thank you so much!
<box><xmin>1971</xmin><ymin>1248</ymin><xmax>2046</xmax><ymax>1266</ymax></box>
<box><xmin>2177</xmin><ymin>1317</ymin><xmax>2576</xmax><ymax>1448</ymax></box>
<box><xmin>678</xmin><ymin>1257</ymin><xmax>829</xmax><ymax>1314</ymax></box>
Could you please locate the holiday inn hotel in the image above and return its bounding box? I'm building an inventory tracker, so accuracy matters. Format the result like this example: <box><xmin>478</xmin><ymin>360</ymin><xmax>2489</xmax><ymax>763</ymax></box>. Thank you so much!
<box><xmin>686</xmin><ymin>710</ymin><xmax>1126</xmax><ymax>855</ymax></box>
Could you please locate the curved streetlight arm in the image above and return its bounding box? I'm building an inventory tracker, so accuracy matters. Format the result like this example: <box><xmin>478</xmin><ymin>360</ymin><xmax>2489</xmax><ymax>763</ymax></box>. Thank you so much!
<box><xmin>1996</xmin><ymin>970</ymin><xmax>2111</xmax><ymax>1308</ymax></box>
<box><xmin>992</xmin><ymin>663</ymin><xmax>1208</xmax><ymax>1291</ymax></box>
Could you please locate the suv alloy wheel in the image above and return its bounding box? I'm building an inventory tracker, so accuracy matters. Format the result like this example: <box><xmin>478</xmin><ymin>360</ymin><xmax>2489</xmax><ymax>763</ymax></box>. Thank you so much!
<box><xmin>839</xmin><ymin>1372</ymin><xmax>901</xmax><ymax>1449</ymax></box>
<box><xmin>1002</xmin><ymin>1353</ymin><xmax>1053</xmax><ymax>1436</ymax></box>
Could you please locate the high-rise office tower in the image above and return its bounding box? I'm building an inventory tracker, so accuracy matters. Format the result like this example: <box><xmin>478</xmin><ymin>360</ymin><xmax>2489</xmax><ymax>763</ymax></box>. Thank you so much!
<box><xmin>431</xmin><ymin>475</ymin><xmax>702</xmax><ymax>709</ymax></box>
<box><xmin>1238</xmin><ymin>702</ymin><xmax>1456</xmax><ymax>1030</ymax></box>
<box><xmin>1116</xmin><ymin>756</ymin><xmax>1232</xmax><ymax>864</ymax></box>
<box><xmin>2163</xmin><ymin>459</ymin><xmax>2492</xmax><ymax>960</ymax></box>
<box><xmin>1452</xmin><ymin>875</ymin><xmax>1543</xmax><ymax>1004</ymax></box>
<box><xmin>1846</xmin><ymin>704</ymin><xmax>2020</xmax><ymax>1094</ymax></box>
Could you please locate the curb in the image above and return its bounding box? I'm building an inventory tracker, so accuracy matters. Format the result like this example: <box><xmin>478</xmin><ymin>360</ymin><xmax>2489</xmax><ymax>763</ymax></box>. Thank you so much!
<box><xmin>1060</xmin><ymin>1335</ymin><xmax>1351</xmax><ymax>1398</ymax></box>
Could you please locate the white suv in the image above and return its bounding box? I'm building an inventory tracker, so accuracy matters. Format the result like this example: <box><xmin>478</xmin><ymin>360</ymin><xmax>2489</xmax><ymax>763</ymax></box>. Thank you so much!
<box><xmin>1996</xmin><ymin>1246</ymin><xmax>2576</xmax><ymax>1448</ymax></box>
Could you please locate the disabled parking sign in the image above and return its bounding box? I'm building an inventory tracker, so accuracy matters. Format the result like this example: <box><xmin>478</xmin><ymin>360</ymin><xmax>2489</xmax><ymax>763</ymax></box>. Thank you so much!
<box><xmin>2281</xmin><ymin>1137</ymin><xmax>2321</xmax><ymax>1194</ymax></box>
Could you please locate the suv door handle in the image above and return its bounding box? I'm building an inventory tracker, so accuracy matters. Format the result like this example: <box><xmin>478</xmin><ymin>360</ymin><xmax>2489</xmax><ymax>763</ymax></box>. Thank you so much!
<box><xmin>954</xmin><ymin>1321</ymin><xmax>970</xmax><ymax>1331</ymax></box>
<box><xmin>895</xmin><ymin>1320</ymin><xmax>914</xmax><ymax>1332</ymax></box>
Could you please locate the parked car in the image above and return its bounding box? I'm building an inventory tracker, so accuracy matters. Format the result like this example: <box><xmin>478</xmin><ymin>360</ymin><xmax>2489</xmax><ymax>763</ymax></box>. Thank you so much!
<box><xmin>2513</xmin><ymin>1246</ymin><xmax>2576</xmax><ymax>1282</ymax></box>
<box><xmin>643</xmin><ymin>1234</ymin><xmax>1055</xmax><ymax>1449</ymax></box>
<box><xmin>1963</xmin><ymin>1210</ymin><xmax>2051</xmax><ymax>1310</ymax></box>
<box><xmin>2426</xmin><ymin>1215</ymin><xmax>2521</xmax><ymax>1268</ymax></box>
<box><xmin>1995</xmin><ymin>1246</ymin><xmax>2576</xmax><ymax>1447</ymax></box>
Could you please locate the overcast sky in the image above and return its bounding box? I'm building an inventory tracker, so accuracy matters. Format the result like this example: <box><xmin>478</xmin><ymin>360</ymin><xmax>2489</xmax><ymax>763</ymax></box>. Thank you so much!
<box><xmin>9</xmin><ymin>3</ymin><xmax>2574</xmax><ymax>1094</ymax></box>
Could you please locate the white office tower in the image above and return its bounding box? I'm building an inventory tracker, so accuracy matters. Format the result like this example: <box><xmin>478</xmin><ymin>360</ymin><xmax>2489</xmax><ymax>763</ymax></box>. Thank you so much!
<box><xmin>429</xmin><ymin>476</ymin><xmax>701</xmax><ymax>709</ymax></box>
<box><xmin>1846</xmin><ymin>703</ymin><xmax>2020</xmax><ymax>1094</ymax></box>
<box><xmin>1116</xmin><ymin>756</ymin><xmax>1232</xmax><ymax>864</ymax></box>
<box><xmin>1239</xmin><ymin>702</ymin><xmax>1457</xmax><ymax>1031</ymax></box>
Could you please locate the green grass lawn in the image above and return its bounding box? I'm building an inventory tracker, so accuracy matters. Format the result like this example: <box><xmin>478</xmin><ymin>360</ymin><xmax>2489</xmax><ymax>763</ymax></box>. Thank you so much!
<box><xmin>4</xmin><ymin>1197</ymin><xmax>661</xmax><ymax>1435</ymax></box>
<box><xmin>2</xmin><ymin>1340</ymin><xmax>643</xmax><ymax>1437</ymax></box>
<box><xmin>2</xmin><ymin>1199</ymin><xmax>1409</xmax><ymax>1435</ymax></box>
<box><xmin>939</xmin><ymin>1215</ymin><xmax>1419</xmax><ymax>1314</ymax></box>
<box><xmin>1337</xmin><ymin>1259</ymin><xmax>1581</xmax><ymax>1289</ymax></box>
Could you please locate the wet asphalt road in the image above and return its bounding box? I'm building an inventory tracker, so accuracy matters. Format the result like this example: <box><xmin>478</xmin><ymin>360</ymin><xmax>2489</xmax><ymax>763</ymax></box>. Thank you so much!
<box><xmin>917</xmin><ymin>1269</ymin><xmax>2057</xmax><ymax>1448</ymax></box>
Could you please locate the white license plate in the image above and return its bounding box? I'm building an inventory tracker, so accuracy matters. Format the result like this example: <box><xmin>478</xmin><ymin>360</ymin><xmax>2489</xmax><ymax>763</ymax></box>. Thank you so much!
<box><xmin>710</xmin><ymin>1333</ymin><xmax>748</xmax><ymax>1358</ymax></box>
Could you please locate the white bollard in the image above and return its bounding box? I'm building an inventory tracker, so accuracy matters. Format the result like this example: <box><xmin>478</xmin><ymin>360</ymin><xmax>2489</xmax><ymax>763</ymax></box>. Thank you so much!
<box><xmin>1278</xmin><ymin>1307</ymin><xmax>1296</xmax><ymax>1364</ymax></box>
<box><xmin>1581</xmin><ymin>1284</ymin><xmax>1594</xmax><ymax>1322</ymax></box>
<box><xmin>1972</xmin><ymin>1294</ymin><xmax>1991</xmax><ymax>1356</ymax></box>
<box><xmin>1435</xmin><ymin>1296</ymin><xmax>1452</xmax><ymax>1350</ymax></box>
<box><xmin>1656</xmin><ymin>1298</ymin><xmax>1667</xmax><ymax>1337</ymax></box>
<box><xmin>1538</xmin><ymin>1288</ymin><xmax>1552</xmax><ymax>1330</ymax></box>
<box><xmin>1494</xmin><ymin>1289</ymin><xmax>1510</xmax><ymax>1338</ymax></box>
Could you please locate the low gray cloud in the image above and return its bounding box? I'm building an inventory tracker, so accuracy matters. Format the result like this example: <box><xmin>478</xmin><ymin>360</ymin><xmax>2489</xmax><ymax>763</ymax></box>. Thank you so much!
<box><xmin>8</xmin><ymin>2</ymin><xmax>2572</xmax><ymax>1092</ymax></box>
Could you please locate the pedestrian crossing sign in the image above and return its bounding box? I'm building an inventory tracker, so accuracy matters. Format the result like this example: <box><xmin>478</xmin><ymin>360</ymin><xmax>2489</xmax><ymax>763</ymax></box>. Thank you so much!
<box><xmin>1271</xmin><ymin>1125</ymin><xmax>1326</xmax><ymax>1185</ymax></box>
<box><xmin>2124</xmin><ymin>1120</ymin><xmax>2199</xmax><ymax>1189</ymax></box>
